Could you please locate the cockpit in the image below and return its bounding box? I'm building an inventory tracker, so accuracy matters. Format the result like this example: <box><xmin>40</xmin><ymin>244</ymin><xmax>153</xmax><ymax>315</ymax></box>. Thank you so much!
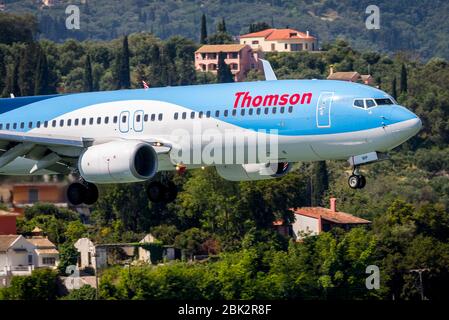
<box><xmin>353</xmin><ymin>97</ymin><xmax>396</xmax><ymax>109</ymax></box>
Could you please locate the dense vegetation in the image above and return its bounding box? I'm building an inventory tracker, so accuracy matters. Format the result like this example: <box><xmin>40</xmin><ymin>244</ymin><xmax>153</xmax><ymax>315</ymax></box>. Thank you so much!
<box><xmin>3</xmin><ymin>0</ymin><xmax>449</xmax><ymax>60</ymax></box>
<box><xmin>0</xmin><ymin>11</ymin><xmax>449</xmax><ymax>300</ymax></box>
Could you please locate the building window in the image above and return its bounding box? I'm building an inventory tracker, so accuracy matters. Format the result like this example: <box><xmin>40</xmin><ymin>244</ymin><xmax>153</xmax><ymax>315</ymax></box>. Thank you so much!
<box><xmin>88</xmin><ymin>252</ymin><xmax>92</xmax><ymax>266</ymax></box>
<box><xmin>43</xmin><ymin>257</ymin><xmax>56</xmax><ymax>265</ymax></box>
<box><xmin>28</xmin><ymin>255</ymin><xmax>33</xmax><ymax>265</ymax></box>
<box><xmin>229</xmin><ymin>52</ymin><xmax>238</xmax><ymax>59</ymax></box>
<box><xmin>291</xmin><ymin>43</ymin><xmax>303</xmax><ymax>51</ymax></box>
<box><xmin>252</xmin><ymin>40</ymin><xmax>259</xmax><ymax>45</ymax></box>
<box><xmin>29</xmin><ymin>189</ymin><xmax>38</xmax><ymax>203</ymax></box>
<box><xmin>284</xmin><ymin>43</ymin><xmax>288</xmax><ymax>50</ymax></box>
<box><xmin>271</xmin><ymin>43</ymin><xmax>275</xmax><ymax>51</ymax></box>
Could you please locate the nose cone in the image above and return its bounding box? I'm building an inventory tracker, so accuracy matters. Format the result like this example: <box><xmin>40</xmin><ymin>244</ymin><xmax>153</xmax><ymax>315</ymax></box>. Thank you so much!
<box><xmin>385</xmin><ymin>106</ymin><xmax>422</xmax><ymax>146</ymax></box>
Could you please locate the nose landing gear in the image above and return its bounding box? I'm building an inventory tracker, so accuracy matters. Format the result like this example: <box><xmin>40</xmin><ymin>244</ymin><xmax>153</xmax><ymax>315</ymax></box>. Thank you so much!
<box><xmin>348</xmin><ymin>166</ymin><xmax>366</xmax><ymax>189</ymax></box>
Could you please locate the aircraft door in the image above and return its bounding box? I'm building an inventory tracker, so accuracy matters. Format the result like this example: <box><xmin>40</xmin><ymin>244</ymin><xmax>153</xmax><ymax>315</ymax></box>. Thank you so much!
<box><xmin>134</xmin><ymin>110</ymin><xmax>144</xmax><ymax>132</ymax></box>
<box><xmin>119</xmin><ymin>111</ymin><xmax>130</xmax><ymax>133</ymax></box>
<box><xmin>316</xmin><ymin>92</ymin><xmax>334</xmax><ymax>128</ymax></box>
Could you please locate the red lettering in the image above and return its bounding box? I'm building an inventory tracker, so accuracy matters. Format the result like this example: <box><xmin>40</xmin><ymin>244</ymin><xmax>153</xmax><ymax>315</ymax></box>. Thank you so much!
<box><xmin>289</xmin><ymin>93</ymin><xmax>300</xmax><ymax>105</ymax></box>
<box><xmin>301</xmin><ymin>92</ymin><xmax>312</xmax><ymax>104</ymax></box>
<box><xmin>241</xmin><ymin>92</ymin><xmax>252</xmax><ymax>108</ymax></box>
<box><xmin>279</xmin><ymin>94</ymin><xmax>289</xmax><ymax>106</ymax></box>
<box><xmin>234</xmin><ymin>92</ymin><xmax>246</xmax><ymax>108</ymax></box>
<box><xmin>252</xmin><ymin>95</ymin><xmax>263</xmax><ymax>107</ymax></box>
<box><xmin>263</xmin><ymin>94</ymin><xmax>279</xmax><ymax>106</ymax></box>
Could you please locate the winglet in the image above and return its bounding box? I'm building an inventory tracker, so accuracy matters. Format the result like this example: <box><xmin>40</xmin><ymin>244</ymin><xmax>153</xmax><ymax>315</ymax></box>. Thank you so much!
<box><xmin>259</xmin><ymin>59</ymin><xmax>277</xmax><ymax>81</ymax></box>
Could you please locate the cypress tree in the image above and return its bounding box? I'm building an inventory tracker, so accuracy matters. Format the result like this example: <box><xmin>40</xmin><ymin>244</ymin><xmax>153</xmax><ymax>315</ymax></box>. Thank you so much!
<box><xmin>217</xmin><ymin>17</ymin><xmax>226</xmax><ymax>33</ymax></box>
<box><xmin>391</xmin><ymin>77</ymin><xmax>397</xmax><ymax>99</ymax></box>
<box><xmin>400</xmin><ymin>63</ymin><xmax>408</xmax><ymax>93</ymax></box>
<box><xmin>200</xmin><ymin>14</ymin><xmax>208</xmax><ymax>44</ymax></box>
<box><xmin>217</xmin><ymin>51</ymin><xmax>234</xmax><ymax>83</ymax></box>
<box><xmin>83</xmin><ymin>54</ymin><xmax>93</xmax><ymax>92</ymax></box>
<box><xmin>114</xmin><ymin>35</ymin><xmax>131</xmax><ymax>89</ymax></box>
<box><xmin>34</xmin><ymin>47</ymin><xmax>50</xmax><ymax>95</ymax></box>
<box><xmin>311</xmin><ymin>161</ymin><xmax>329</xmax><ymax>206</ymax></box>
<box><xmin>3</xmin><ymin>61</ymin><xmax>20</xmax><ymax>97</ymax></box>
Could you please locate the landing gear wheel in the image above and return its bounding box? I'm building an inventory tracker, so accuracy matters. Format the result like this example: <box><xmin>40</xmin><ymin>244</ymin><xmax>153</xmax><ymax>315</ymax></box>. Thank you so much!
<box><xmin>348</xmin><ymin>175</ymin><xmax>360</xmax><ymax>189</ymax></box>
<box><xmin>163</xmin><ymin>181</ymin><xmax>178</xmax><ymax>203</ymax></box>
<box><xmin>67</xmin><ymin>183</ymin><xmax>86</xmax><ymax>206</ymax></box>
<box><xmin>358</xmin><ymin>175</ymin><xmax>366</xmax><ymax>189</ymax></box>
<box><xmin>146</xmin><ymin>181</ymin><xmax>166</xmax><ymax>203</ymax></box>
<box><xmin>83</xmin><ymin>183</ymin><xmax>99</xmax><ymax>205</ymax></box>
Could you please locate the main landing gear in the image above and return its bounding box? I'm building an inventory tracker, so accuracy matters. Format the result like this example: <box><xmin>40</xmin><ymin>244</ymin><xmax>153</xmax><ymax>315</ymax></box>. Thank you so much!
<box><xmin>67</xmin><ymin>182</ymin><xmax>99</xmax><ymax>206</ymax></box>
<box><xmin>348</xmin><ymin>166</ymin><xmax>366</xmax><ymax>189</ymax></box>
<box><xmin>146</xmin><ymin>181</ymin><xmax>178</xmax><ymax>203</ymax></box>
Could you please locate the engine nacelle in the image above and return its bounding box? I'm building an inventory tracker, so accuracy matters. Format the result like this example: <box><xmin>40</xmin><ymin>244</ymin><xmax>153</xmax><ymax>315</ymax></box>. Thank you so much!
<box><xmin>216</xmin><ymin>162</ymin><xmax>292</xmax><ymax>181</ymax></box>
<box><xmin>78</xmin><ymin>140</ymin><xmax>158</xmax><ymax>184</ymax></box>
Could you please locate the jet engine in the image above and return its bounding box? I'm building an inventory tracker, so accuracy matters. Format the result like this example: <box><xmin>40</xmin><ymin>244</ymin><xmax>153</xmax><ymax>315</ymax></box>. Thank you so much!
<box><xmin>78</xmin><ymin>140</ymin><xmax>158</xmax><ymax>183</ymax></box>
<box><xmin>215</xmin><ymin>162</ymin><xmax>292</xmax><ymax>181</ymax></box>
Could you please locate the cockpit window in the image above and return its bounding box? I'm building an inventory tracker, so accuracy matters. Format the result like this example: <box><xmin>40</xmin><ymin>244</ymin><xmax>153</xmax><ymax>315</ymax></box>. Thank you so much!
<box><xmin>354</xmin><ymin>99</ymin><xmax>364</xmax><ymax>108</ymax></box>
<box><xmin>365</xmin><ymin>99</ymin><xmax>376</xmax><ymax>108</ymax></box>
<box><xmin>375</xmin><ymin>98</ymin><xmax>394</xmax><ymax>105</ymax></box>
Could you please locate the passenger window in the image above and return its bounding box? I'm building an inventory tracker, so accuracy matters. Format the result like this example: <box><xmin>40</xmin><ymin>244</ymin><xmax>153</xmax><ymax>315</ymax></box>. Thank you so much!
<box><xmin>52</xmin><ymin>120</ymin><xmax>56</xmax><ymax>127</ymax></box>
<box><xmin>37</xmin><ymin>121</ymin><xmax>41</xmax><ymax>128</ymax></box>
<box><xmin>288</xmin><ymin>106</ymin><xmax>293</xmax><ymax>113</ymax></box>
<box><xmin>82</xmin><ymin>119</ymin><xmax>86</xmax><ymax>126</ymax></box>
<box><xmin>105</xmin><ymin>117</ymin><xmax>109</xmax><ymax>124</ymax></box>
<box><xmin>224</xmin><ymin>110</ymin><xmax>228</xmax><ymax>117</ymax></box>
<box><xmin>67</xmin><ymin>119</ymin><xmax>72</xmax><ymax>126</ymax></box>
<box><xmin>6</xmin><ymin>124</ymin><xmax>10</xmax><ymax>130</ymax></box>
<box><xmin>60</xmin><ymin>120</ymin><xmax>64</xmax><ymax>127</ymax></box>
<box><xmin>121</xmin><ymin>116</ymin><xmax>127</xmax><ymax>123</ymax></box>
<box><xmin>249</xmin><ymin>109</ymin><xmax>253</xmax><ymax>115</ymax></box>
<box><xmin>182</xmin><ymin>112</ymin><xmax>187</xmax><ymax>120</ymax></box>
<box><xmin>241</xmin><ymin>109</ymin><xmax>245</xmax><ymax>116</ymax></box>
<box><xmin>272</xmin><ymin>107</ymin><xmax>277</xmax><ymax>114</ymax></box>
<box><xmin>151</xmin><ymin>114</ymin><xmax>155</xmax><ymax>121</ymax></box>
<box><xmin>13</xmin><ymin>123</ymin><xmax>17</xmax><ymax>129</ymax></box>
<box><xmin>264</xmin><ymin>108</ymin><xmax>269</xmax><ymax>115</ymax></box>
<box><xmin>44</xmin><ymin>121</ymin><xmax>48</xmax><ymax>128</ymax></box>
<box><xmin>74</xmin><ymin>119</ymin><xmax>79</xmax><ymax>126</ymax></box>
<box><xmin>206</xmin><ymin>111</ymin><xmax>211</xmax><ymax>118</ymax></box>
<box><xmin>113</xmin><ymin>116</ymin><xmax>118</xmax><ymax>124</ymax></box>
<box><xmin>174</xmin><ymin>113</ymin><xmax>179</xmax><ymax>120</ymax></box>
<box><xmin>365</xmin><ymin>99</ymin><xmax>376</xmax><ymax>108</ymax></box>
<box><xmin>158</xmin><ymin>114</ymin><xmax>163</xmax><ymax>121</ymax></box>
<box><xmin>215</xmin><ymin>110</ymin><xmax>220</xmax><ymax>117</ymax></box>
<box><xmin>0</xmin><ymin>124</ymin><xmax>3</xmax><ymax>130</ymax></box>
<box><xmin>256</xmin><ymin>108</ymin><xmax>261</xmax><ymax>115</ymax></box>
<box><xmin>89</xmin><ymin>118</ymin><xmax>94</xmax><ymax>125</ymax></box>
<box><xmin>97</xmin><ymin>117</ymin><xmax>101</xmax><ymax>125</ymax></box>
<box><xmin>199</xmin><ymin>111</ymin><xmax>203</xmax><ymax>118</ymax></box>
<box><xmin>20</xmin><ymin>122</ymin><xmax>24</xmax><ymax>129</ymax></box>
<box><xmin>190</xmin><ymin>112</ymin><xmax>195</xmax><ymax>119</ymax></box>
<box><xmin>280</xmin><ymin>107</ymin><xmax>285</xmax><ymax>114</ymax></box>
<box><xmin>353</xmin><ymin>99</ymin><xmax>364</xmax><ymax>108</ymax></box>
<box><xmin>144</xmin><ymin>114</ymin><xmax>149</xmax><ymax>122</ymax></box>
<box><xmin>136</xmin><ymin>115</ymin><xmax>141</xmax><ymax>122</ymax></box>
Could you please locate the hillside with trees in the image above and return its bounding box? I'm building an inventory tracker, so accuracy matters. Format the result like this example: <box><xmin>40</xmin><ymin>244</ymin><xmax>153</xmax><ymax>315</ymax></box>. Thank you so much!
<box><xmin>2</xmin><ymin>0</ymin><xmax>449</xmax><ymax>60</ymax></box>
<box><xmin>0</xmin><ymin>12</ymin><xmax>449</xmax><ymax>300</ymax></box>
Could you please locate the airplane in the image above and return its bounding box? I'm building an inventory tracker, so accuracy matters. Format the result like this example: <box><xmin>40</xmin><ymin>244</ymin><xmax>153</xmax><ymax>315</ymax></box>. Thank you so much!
<box><xmin>0</xmin><ymin>60</ymin><xmax>421</xmax><ymax>206</ymax></box>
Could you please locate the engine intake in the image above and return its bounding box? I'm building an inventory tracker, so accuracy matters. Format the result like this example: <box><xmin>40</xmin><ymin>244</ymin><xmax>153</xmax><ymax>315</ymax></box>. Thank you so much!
<box><xmin>79</xmin><ymin>140</ymin><xmax>158</xmax><ymax>184</ymax></box>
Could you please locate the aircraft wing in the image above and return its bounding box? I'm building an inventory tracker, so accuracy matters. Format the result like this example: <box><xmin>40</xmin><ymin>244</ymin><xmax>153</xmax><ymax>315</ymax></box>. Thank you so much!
<box><xmin>0</xmin><ymin>130</ymin><xmax>171</xmax><ymax>174</ymax></box>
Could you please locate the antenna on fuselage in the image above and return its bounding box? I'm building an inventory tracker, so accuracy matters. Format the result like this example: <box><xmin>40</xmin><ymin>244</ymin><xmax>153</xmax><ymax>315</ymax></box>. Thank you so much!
<box><xmin>259</xmin><ymin>59</ymin><xmax>277</xmax><ymax>81</ymax></box>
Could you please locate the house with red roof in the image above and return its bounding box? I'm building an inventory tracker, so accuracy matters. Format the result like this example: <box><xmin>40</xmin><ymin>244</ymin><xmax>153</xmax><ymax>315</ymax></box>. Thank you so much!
<box><xmin>274</xmin><ymin>198</ymin><xmax>371</xmax><ymax>240</ymax></box>
<box><xmin>239</xmin><ymin>28</ymin><xmax>317</xmax><ymax>52</ymax></box>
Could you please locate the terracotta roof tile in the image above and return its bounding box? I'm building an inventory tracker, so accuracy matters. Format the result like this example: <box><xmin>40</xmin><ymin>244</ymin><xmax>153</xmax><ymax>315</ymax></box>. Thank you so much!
<box><xmin>0</xmin><ymin>235</ymin><xmax>20</xmax><ymax>251</ymax></box>
<box><xmin>327</xmin><ymin>71</ymin><xmax>360</xmax><ymax>81</ymax></box>
<box><xmin>292</xmin><ymin>207</ymin><xmax>371</xmax><ymax>224</ymax></box>
<box><xmin>240</xmin><ymin>28</ymin><xmax>315</xmax><ymax>40</ymax></box>
<box><xmin>196</xmin><ymin>44</ymin><xmax>247</xmax><ymax>53</ymax></box>
<box><xmin>27</xmin><ymin>237</ymin><xmax>56</xmax><ymax>248</ymax></box>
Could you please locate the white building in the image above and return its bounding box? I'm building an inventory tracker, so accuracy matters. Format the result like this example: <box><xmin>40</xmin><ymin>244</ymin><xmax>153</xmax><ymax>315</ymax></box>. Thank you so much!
<box><xmin>0</xmin><ymin>234</ymin><xmax>59</xmax><ymax>287</ymax></box>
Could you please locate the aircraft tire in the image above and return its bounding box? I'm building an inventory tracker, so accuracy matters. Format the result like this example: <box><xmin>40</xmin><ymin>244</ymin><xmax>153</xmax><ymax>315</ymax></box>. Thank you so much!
<box><xmin>163</xmin><ymin>181</ymin><xmax>178</xmax><ymax>203</ymax></box>
<box><xmin>146</xmin><ymin>181</ymin><xmax>166</xmax><ymax>203</ymax></box>
<box><xmin>348</xmin><ymin>175</ymin><xmax>360</xmax><ymax>189</ymax></box>
<box><xmin>358</xmin><ymin>175</ymin><xmax>366</xmax><ymax>189</ymax></box>
<box><xmin>83</xmin><ymin>183</ymin><xmax>99</xmax><ymax>205</ymax></box>
<box><xmin>67</xmin><ymin>183</ymin><xmax>87</xmax><ymax>206</ymax></box>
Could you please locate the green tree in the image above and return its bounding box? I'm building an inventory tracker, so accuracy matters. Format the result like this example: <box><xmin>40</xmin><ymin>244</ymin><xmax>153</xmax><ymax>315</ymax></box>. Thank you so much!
<box><xmin>248</xmin><ymin>22</ymin><xmax>271</xmax><ymax>33</ymax></box>
<box><xmin>311</xmin><ymin>161</ymin><xmax>329</xmax><ymax>206</ymax></box>
<box><xmin>391</xmin><ymin>76</ymin><xmax>397</xmax><ymax>99</ymax></box>
<box><xmin>400</xmin><ymin>63</ymin><xmax>408</xmax><ymax>93</ymax></box>
<box><xmin>150</xmin><ymin>224</ymin><xmax>180</xmax><ymax>245</ymax></box>
<box><xmin>57</xmin><ymin>243</ymin><xmax>80</xmax><ymax>274</ymax></box>
<box><xmin>61</xmin><ymin>285</ymin><xmax>96</xmax><ymax>300</ymax></box>
<box><xmin>217</xmin><ymin>17</ymin><xmax>226</xmax><ymax>33</ymax></box>
<box><xmin>200</xmin><ymin>13</ymin><xmax>207</xmax><ymax>44</ymax></box>
<box><xmin>83</xmin><ymin>53</ymin><xmax>93</xmax><ymax>92</ymax></box>
<box><xmin>34</xmin><ymin>47</ymin><xmax>50</xmax><ymax>95</ymax></box>
<box><xmin>64</xmin><ymin>220</ymin><xmax>88</xmax><ymax>243</ymax></box>
<box><xmin>114</xmin><ymin>35</ymin><xmax>131</xmax><ymax>89</ymax></box>
<box><xmin>216</xmin><ymin>51</ymin><xmax>234</xmax><ymax>83</ymax></box>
